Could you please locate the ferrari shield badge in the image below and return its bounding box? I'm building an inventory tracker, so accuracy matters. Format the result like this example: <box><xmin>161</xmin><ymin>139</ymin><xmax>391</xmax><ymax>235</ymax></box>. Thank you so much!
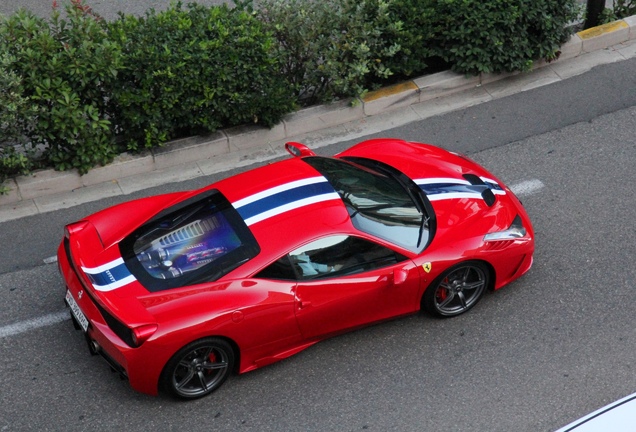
<box><xmin>423</xmin><ymin>262</ymin><xmax>432</xmax><ymax>273</ymax></box>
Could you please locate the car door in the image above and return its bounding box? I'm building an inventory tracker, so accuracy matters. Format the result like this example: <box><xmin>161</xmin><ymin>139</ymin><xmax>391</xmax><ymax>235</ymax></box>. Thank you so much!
<box><xmin>288</xmin><ymin>235</ymin><xmax>421</xmax><ymax>339</ymax></box>
<box><xmin>220</xmin><ymin>278</ymin><xmax>303</xmax><ymax>364</ymax></box>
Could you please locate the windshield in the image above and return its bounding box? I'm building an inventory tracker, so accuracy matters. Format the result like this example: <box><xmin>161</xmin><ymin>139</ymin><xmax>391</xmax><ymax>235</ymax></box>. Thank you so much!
<box><xmin>120</xmin><ymin>190</ymin><xmax>259</xmax><ymax>291</ymax></box>
<box><xmin>303</xmin><ymin>157</ymin><xmax>431</xmax><ymax>253</ymax></box>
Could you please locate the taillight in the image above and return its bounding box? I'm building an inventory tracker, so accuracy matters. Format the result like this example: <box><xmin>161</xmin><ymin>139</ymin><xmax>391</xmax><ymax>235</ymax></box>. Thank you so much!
<box><xmin>131</xmin><ymin>324</ymin><xmax>158</xmax><ymax>347</ymax></box>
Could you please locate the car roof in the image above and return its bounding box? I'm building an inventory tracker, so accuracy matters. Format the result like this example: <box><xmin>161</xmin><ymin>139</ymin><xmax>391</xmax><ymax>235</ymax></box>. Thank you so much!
<box><xmin>203</xmin><ymin>138</ymin><xmax>513</xmax><ymax>277</ymax></box>
<box><xmin>212</xmin><ymin>156</ymin><xmax>359</xmax><ymax>269</ymax></box>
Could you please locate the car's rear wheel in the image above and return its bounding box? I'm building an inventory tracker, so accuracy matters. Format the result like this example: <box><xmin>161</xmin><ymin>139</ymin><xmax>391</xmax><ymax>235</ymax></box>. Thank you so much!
<box><xmin>423</xmin><ymin>261</ymin><xmax>489</xmax><ymax>317</ymax></box>
<box><xmin>161</xmin><ymin>337</ymin><xmax>234</xmax><ymax>400</ymax></box>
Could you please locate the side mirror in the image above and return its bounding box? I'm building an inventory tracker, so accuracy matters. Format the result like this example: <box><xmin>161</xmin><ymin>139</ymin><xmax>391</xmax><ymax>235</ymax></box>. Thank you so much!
<box><xmin>285</xmin><ymin>142</ymin><xmax>316</xmax><ymax>157</ymax></box>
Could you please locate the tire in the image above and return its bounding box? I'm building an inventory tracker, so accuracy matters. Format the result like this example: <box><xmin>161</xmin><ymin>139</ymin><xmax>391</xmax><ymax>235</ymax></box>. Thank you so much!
<box><xmin>161</xmin><ymin>337</ymin><xmax>234</xmax><ymax>400</ymax></box>
<box><xmin>423</xmin><ymin>261</ymin><xmax>489</xmax><ymax>318</ymax></box>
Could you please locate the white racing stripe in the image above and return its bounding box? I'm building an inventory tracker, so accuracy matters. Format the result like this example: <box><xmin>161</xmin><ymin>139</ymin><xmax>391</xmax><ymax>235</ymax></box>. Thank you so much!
<box><xmin>81</xmin><ymin>257</ymin><xmax>125</xmax><ymax>274</ymax></box>
<box><xmin>0</xmin><ymin>311</ymin><xmax>69</xmax><ymax>339</ymax></box>
<box><xmin>233</xmin><ymin>176</ymin><xmax>328</xmax><ymax>208</ymax></box>
<box><xmin>427</xmin><ymin>192</ymin><xmax>486</xmax><ymax>201</ymax></box>
<box><xmin>415</xmin><ymin>177</ymin><xmax>471</xmax><ymax>186</ymax></box>
<box><xmin>243</xmin><ymin>192</ymin><xmax>340</xmax><ymax>226</ymax></box>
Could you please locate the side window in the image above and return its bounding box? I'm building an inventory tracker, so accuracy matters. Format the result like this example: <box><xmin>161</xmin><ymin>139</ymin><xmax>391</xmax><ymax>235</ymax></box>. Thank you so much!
<box><xmin>289</xmin><ymin>235</ymin><xmax>406</xmax><ymax>280</ymax></box>
<box><xmin>254</xmin><ymin>255</ymin><xmax>296</xmax><ymax>280</ymax></box>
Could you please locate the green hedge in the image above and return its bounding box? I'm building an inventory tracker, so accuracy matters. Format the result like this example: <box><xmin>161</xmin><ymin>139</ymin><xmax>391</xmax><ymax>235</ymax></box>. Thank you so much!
<box><xmin>605</xmin><ymin>0</ymin><xmax>636</xmax><ymax>20</ymax></box>
<box><xmin>388</xmin><ymin>0</ymin><xmax>578</xmax><ymax>76</ymax></box>
<box><xmin>257</xmin><ymin>0</ymin><xmax>402</xmax><ymax>105</ymax></box>
<box><xmin>0</xmin><ymin>53</ymin><xmax>35</xmax><ymax>191</ymax></box>
<box><xmin>108</xmin><ymin>2</ymin><xmax>295</xmax><ymax>150</ymax></box>
<box><xmin>0</xmin><ymin>0</ymin><xmax>580</xmax><ymax>183</ymax></box>
<box><xmin>0</xmin><ymin>2</ymin><xmax>120</xmax><ymax>174</ymax></box>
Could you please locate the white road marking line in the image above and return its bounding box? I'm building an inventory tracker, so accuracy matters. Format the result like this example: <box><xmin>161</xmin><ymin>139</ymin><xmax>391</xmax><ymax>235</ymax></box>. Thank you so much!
<box><xmin>43</xmin><ymin>255</ymin><xmax>58</xmax><ymax>264</ymax></box>
<box><xmin>510</xmin><ymin>179</ymin><xmax>544</xmax><ymax>197</ymax></box>
<box><xmin>0</xmin><ymin>311</ymin><xmax>69</xmax><ymax>339</ymax></box>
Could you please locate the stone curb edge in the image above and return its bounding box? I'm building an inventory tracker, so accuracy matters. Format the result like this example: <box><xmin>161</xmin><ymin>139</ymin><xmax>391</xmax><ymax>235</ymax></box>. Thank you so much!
<box><xmin>1</xmin><ymin>15</ymin><xmax>635</xmax><ymax>221</ymax></box>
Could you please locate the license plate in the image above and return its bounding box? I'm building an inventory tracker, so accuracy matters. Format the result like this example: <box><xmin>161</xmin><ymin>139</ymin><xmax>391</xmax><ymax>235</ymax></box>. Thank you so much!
<box><xmin>66</xmin><ymin>289</ymin><xmax>89</xmax><ymax>332</ymax></box>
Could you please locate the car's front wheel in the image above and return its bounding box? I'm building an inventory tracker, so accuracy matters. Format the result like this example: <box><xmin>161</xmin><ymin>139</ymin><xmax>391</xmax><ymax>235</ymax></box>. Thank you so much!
<box><xmin>161</xmin><ymin>337</ymin><xmax>234</xmax><ymax>400</ymax></box>
<box><xmin>423</xmin><ymin>261</ymin><xmax>489</xmax><ymax>317</ymax></box>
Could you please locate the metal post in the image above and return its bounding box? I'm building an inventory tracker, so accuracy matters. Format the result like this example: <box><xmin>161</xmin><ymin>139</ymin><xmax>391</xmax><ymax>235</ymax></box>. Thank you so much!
<box><xmin>584</xmin><ymin>0</ymin><xmax>606</xmax><ymax>29</ymax></box>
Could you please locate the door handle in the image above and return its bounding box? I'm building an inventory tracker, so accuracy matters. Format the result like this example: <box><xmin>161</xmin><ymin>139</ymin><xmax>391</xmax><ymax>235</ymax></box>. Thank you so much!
<box><xmin>393</xmin><ymin>268</ymin><xmax>408</xmax><ymax>285</ymax></box>
<box><xmin>298</xmin><ymin>299</ymin><xmax>312</xmax><ymax>309</ymax></box>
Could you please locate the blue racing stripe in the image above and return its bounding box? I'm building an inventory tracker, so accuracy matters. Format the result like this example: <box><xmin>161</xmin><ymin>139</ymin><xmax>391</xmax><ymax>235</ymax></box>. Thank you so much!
<box><xmin>236</xmin><ymin>182</ymin><xmax>336</xmax><ymax>222</ymax></box>
<box><xmin>419</xmin><ymin>179</ymin><xmax>506</xmax><ymax>201</ymax></box>
<box><xmin>85</xmin><ymin>262</ymin><xmax>132</xmax><ymax>287</ymax></box>
<box><xmin>420</xmin><ymin>183</ymin><xmax>484</xmax><ymax>196</ymax></box>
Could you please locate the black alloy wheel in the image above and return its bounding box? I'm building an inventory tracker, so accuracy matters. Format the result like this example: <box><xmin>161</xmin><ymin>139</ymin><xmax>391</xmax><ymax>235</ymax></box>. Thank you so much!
<box><xmin>161</xmin><ymin>337</ymin><xmax>234</xmax><ymax>399</ymax></box>
<box><xmin>423</xmin><ymin>261</ymin><xmax>489</xmax><ymax>317</ymax></box>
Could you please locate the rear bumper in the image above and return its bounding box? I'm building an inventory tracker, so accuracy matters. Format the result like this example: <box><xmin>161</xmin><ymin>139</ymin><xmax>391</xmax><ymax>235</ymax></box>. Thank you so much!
<box><xmin>67</xmin><ymin>312</ymin><xmax>129</xmax><ymax>380</ymax></box>
<box><xmin>58</xmin><ymin>242</ymin><xmax>161</xmax><ymax>396</ymax></box>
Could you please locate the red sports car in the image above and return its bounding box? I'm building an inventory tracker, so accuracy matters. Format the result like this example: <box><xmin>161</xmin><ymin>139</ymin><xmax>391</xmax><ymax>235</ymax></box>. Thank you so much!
<box><xmin>58</xmin><ymin>139</ymin><xmax>534</xmax><ymax>399</ymax></box>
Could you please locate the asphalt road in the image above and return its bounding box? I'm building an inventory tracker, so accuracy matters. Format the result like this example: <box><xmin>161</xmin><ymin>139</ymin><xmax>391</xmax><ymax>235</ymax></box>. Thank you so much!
<box><xmin>1</xmin><ymin>60</ymin><xmax>636</xmax><ymax>432</ymax></box>
<box><xmin>0</xmin><ymin>0</ymin><xmax>228</xmax><ymax>20</ymax></box>
<box><xmin>1</xmin><ymin>0</ymin><xmax>604</xmax><ymax>20</ymax></box>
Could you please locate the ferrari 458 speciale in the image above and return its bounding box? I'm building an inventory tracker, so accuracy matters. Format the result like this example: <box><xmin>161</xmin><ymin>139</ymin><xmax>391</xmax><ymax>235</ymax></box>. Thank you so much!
<box><xmin>59</xmin><ymin>138</ymin><xmax>534</xmax><ymax>399</ymax></box>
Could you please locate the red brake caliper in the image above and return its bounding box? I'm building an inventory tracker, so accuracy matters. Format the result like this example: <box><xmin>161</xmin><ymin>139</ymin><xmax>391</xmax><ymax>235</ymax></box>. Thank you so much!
<box><xmin>207</xmin><ymin>351</ymin><xmax>217</xmax><ymax>375</ymax></box>
<box><xmin>436</xmin><ymin>278</ymin><xmax>449</xmax><ymax>302</ymax></box>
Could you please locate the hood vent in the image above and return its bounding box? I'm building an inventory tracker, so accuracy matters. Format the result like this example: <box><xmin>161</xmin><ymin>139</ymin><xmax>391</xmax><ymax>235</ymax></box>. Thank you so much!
<box><xmin>463</xmin><ymin>174</ymin><xmax>496</xmax><ymax>207</ymax></box>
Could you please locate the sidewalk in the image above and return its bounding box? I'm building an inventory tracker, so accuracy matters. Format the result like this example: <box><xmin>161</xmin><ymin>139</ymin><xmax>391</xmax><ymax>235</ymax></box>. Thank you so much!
<box><xmin>1</xmin><ymin>17</ymin><xmax>635</xmax><ymax>224</ymax></box>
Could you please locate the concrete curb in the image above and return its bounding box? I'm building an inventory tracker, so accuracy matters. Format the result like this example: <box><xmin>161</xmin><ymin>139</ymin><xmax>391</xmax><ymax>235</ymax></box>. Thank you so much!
<box><xmin>1</xmin><ymin>16</ymin><xmax>635</xmax><ymax>223</ymax></box>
